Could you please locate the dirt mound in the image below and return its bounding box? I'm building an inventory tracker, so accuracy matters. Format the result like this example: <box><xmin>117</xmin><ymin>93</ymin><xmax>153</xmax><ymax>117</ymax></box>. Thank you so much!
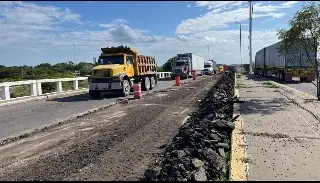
<box><xmin>144</xmin><ymin>72</ymin><xmax>236</xmax><ymax>181</ymax></box>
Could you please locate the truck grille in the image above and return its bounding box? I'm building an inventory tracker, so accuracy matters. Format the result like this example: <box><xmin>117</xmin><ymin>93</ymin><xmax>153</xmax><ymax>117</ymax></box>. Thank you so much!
<box><xmin>93</xmin><ymin>69</ymin><xmax>111</xmax><ymax>77</ymax></box>
<box><xmin>91</xmin><ymin>78</ymin><xmax>112</xmax><ymax>83</ymax></box>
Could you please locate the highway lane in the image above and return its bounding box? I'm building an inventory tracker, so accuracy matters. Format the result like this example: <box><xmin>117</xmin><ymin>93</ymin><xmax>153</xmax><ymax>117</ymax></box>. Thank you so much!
<box><xmin>282</xmin><ymin>77</ymin><xmax>317</xmax><ymax>96</ymax></box>
<box><xmin>0</xmin><ymin>78</ymin><xmax>197</xmax><ymax>141</ymax></box>
<box><xmin>256</xmin><ymin>75</ymin><xmax>317</xmax><ymax>97</ymax></box>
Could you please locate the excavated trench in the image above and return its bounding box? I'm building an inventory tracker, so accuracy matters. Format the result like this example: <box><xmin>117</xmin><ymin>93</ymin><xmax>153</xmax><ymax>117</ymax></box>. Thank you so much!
<box><xmin>143</xmin><ymin>72</ymin><xmax>236</xmax><ymax>181</ymax></box>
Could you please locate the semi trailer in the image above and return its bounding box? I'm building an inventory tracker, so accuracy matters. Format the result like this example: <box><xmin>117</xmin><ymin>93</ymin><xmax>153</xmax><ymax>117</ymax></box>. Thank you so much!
<box><xmin>171</xmin><ymin>53</ymin><xmax>205</xmax><ymax>79</ymax></box>
<box><xmin>88</xmin><ymin>46</ymin><xmax>158</xmax><ymax>98</ymax></box>
<box><xmin>254</xmin><ymin>40</ymin><xmax>316</xmax><ymax>82</ymax></box>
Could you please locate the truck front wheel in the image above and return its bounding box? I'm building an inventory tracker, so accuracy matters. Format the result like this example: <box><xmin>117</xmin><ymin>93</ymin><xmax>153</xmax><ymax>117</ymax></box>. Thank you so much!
<box><xmin>121</xmin><ymin>80</ymin><xmax>130</xmax><ymax>97</ymax></box>
<box><xmin>89</xmin><ymin>90</ymin><xmax>100</xmax><ymax>98</ymax></box>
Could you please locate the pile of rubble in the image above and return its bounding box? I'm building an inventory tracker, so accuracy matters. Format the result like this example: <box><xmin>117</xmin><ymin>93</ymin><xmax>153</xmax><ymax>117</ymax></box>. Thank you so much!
<box><xmin>144</xmin><ymin>72</ymin><xmax>236</xmax><ymax>181</ymax></box>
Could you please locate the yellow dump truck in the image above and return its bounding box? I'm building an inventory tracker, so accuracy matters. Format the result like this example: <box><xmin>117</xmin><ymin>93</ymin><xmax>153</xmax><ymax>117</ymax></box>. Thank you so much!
<box><xmin>218</xmin><ymin>65</ymin><xmax>224</xmax><ymax>73</ymax></box>
<box><xmin>88</xmin><ymin>46</ymin><xmax>158</xmax><ymax>98</ymax></box>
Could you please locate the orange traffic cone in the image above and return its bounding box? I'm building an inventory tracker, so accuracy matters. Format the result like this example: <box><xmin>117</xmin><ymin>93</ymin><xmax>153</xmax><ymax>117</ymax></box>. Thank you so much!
<box><xmin>193</xmin><ymin>71</ymin><xmax>196</xmax><ymax>80</ymax></box>
<box><xmin>175</xmin><ymin>75</ymin><xmax>181</xmax><ymax>86</ymax></box>
<box><xmin>133</xmin><ymin>82</ymin><xmax>142</xmax><ymax>99</ymax></box>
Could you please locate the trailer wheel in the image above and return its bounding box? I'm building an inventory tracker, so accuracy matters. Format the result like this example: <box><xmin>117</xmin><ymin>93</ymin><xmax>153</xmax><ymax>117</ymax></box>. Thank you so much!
<box><xmin>142</xmin><ymin>77</ymin><xmax>150</xmax><ymax>91</ymax></box>
<box><xmin>279</xmin><ymin>71</ymin><xmax>285</xmax><ymax>81</ymax></box>
<box><xmin>121</xmin><ymin>80</ymin><xmax>130</xmax><ymax>97</ymax></box>
<box><xmin>300</xmin><ymin>77</ymin><xmax>306</xmax><ymax>82</ymax></box>
<box><xmin>150</xmin><ymin>76</ymin><xmax>155</xmax><ymax>90</ymax></box>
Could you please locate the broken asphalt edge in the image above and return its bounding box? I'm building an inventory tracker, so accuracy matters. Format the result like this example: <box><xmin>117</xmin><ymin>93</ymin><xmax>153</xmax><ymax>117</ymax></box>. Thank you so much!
<box><xmin>229</xmin><ymin>73</ymin><xmax>249</xmax><ymax>181</ymax></box>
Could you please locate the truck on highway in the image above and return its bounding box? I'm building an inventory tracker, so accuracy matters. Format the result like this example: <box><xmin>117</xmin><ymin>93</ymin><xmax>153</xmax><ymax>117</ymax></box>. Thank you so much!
<box><xmin>218</xmin><ymin>65</ymin><xmax>224</xmax><ymax>73</ymax></box>
<box><xmin>88</xmin><ymin>46</ymin><xmax>158</xmax><ymax>98</ymax></box>
<box><xmin>218</xmin><ymin>65</ymin><xmax>230</xmax><ymax>73</ymax></box>
<box><xmin>171</xmin><ymin>53</ymin><xmax>205</xmax><ymax>79</ymax></box>
<box><xmin>203</xmin><ymin>60</ymin><xmax>217</xmax><ymax>75</ymax></box>
<box><xmin>254</xmin><ymin>40</ymin><xmax>316</xmax><ymax>82</ymax></box>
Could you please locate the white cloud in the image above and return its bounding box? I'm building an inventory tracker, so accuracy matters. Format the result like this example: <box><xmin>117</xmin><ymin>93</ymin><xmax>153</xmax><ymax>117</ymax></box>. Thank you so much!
<box><xmin>176</xmin><ymin>1</ymin><xmax>296</xmax><ymax>35</ymax></box>
<box><xmin>0</xmin><ymin>1</ymin><xmax>295</xmax><ymax>66</ymax></box>
<box><xmin>186</xmin><ymin>4</ymin><xmax>191</xmax><ymax>8</ymax></box>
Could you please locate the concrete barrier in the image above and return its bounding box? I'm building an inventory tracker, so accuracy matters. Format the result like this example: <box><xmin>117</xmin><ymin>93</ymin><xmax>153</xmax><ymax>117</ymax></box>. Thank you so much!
<box><xmin>0</xmin><ymin>72</ymin><xmax>172</xmax><ymax>101</ymax></box>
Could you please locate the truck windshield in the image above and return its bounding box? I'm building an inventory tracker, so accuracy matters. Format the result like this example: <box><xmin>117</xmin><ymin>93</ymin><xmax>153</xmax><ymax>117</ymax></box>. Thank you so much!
<box><xmin>204</xmin><ymin>65</ymin><xmax>211</xmax><ymax>68</ymax></box>
<box><xmin>174</xmin><ymin>62</ymin><xmax>186</xmax><ymax>66</ymax></box>
<box><xmin>98</xmin><ymin>55</ymin><xmax>124</xmax><ymax>65</ymax></box>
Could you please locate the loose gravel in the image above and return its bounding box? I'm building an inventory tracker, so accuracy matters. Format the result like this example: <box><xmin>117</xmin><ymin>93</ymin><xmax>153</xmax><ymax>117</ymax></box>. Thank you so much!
<box><xmin>144</xmin><ymin>72</ymin><xmax>236</xmax><ymax>181</ymax></box>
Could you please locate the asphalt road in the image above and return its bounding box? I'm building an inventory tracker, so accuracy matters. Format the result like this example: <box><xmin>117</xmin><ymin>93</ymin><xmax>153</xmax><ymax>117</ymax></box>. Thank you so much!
<box><xmin>0</xmin><ymin>78</ymin><xmax>197</xmax><ymax>141</ymax></box>
<box><xmin>257</xmin><ymin>75</ymin><xmax>317</xmax><ymax>96</ymax></box>
<box><xmin>0</xmin><ymin>75</ymin><xmax>217</xmax><ymax>181</ymax></box>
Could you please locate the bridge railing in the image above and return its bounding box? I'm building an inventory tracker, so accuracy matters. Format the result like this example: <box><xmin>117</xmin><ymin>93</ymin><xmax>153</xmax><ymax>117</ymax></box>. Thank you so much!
<box><xmin>0</xmin><ymin>72</ymin><xmax>172</xmax><ymax>101</ymax></box>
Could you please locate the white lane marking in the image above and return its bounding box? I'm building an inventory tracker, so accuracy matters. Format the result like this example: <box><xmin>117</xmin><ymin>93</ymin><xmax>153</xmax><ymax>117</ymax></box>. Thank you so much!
<box><xmin>182</xmin><ymin>116</ymin><xmax>191</xmax><ymax>125</ymax></box>
<box><xmin>180</xmin><ymin>108</ymin><xmax>189</xmax><ymax>115</ymax></box>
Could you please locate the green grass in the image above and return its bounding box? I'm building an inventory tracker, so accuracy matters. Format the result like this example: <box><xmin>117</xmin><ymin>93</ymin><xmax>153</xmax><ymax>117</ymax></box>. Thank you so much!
<box><xmin>10</xmin><ymin>85</ymin><xmax>30</xmax><ymax>98</ymax></box>
<box><xmin>262</xmin><ymin>81</ymin><xmax>279</xmax><ymax>88</ymax></box>
<box><xmin>235</xmin><ymin>83</ymin><xmax>248</xmax><ymax>89</ymax></box>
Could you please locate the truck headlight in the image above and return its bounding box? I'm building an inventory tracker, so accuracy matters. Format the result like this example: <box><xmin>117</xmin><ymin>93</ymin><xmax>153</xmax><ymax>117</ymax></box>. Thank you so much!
<box><xmin>112</xmin><ymin>76</ymin><xmax>121</xmax><ymax>81</ymax></box>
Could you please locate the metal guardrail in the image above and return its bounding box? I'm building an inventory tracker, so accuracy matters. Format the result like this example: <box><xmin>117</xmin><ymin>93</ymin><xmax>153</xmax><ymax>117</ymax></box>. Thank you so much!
<box><xmin>0</xmin><ymin>72</ymin><xmax>172</xmax><ymax>101</ymax></box>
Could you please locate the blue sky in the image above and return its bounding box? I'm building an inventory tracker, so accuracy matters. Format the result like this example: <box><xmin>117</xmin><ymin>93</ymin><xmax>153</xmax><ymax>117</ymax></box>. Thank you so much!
<box><xmin>0</xmin><ymin>1</ymin><xmax>308</xmax><ymax>66</ymax></box>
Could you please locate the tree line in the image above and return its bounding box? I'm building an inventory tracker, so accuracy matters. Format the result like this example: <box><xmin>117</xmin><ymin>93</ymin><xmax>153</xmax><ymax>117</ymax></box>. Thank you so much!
<box><xmin>0</xmin><ymin>61</ymin><xmax>95</xmax><ymax>83</ymax></box>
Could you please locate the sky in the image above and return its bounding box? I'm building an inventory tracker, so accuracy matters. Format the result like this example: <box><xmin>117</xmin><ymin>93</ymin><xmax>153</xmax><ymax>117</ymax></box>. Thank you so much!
<box><xmin>0</xmin><ymin>1</ymin><xmax>310</xmax><ymax>66</ymax></box>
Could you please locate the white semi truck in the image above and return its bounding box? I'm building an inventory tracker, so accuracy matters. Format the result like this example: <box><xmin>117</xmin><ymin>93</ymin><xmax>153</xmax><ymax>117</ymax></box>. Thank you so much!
<box><xmin>203</xmin><ymin>60</ymin><xmax>217</xmax><ymax>75</ymax></box>
<box><xmin>171</xmin><ymin>53</ymin><xmax>205</xmax><ymax>79</ymax></box>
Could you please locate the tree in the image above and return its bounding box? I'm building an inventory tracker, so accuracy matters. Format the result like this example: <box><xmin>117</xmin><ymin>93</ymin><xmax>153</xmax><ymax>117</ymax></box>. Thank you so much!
<box><xmin>277</xmin><ymin>2</ymin><xmax>320</xmax><ymax>100</ymax></box>
<box><xmin>161</xmin><ymin>57</ymin><xmax>174</xmax><ymax>72</ymax></box>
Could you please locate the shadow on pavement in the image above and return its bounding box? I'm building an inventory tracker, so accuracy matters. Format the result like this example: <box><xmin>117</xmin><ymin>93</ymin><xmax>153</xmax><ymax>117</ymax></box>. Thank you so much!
<box><xmin>47</xmin><ymin>93</ymin><xmax>127</xmax><ymax>103</ymax></box>
<box><xmin>240</xmin><ymin>97</ymin><xmax>291</xmax><ymax>116</ymax></box>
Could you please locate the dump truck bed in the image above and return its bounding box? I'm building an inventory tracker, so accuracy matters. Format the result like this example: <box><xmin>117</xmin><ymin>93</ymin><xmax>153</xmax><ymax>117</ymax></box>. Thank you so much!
<box><xmin>134</xmin><ymin>55</ymin><xmax>157</xmax><ymax>76</ymax></box>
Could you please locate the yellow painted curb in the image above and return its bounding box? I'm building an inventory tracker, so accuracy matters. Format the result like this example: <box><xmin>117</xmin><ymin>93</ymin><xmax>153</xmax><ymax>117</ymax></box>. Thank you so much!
<box><xmin>230</xmin><ymin>116</ymin><xmax>247</xmax><ymax>181</ymax></box>
<box><xmin>229</xmin><ymin>74</ymin><xmax>248</xmax><ymax>181</ymax></box>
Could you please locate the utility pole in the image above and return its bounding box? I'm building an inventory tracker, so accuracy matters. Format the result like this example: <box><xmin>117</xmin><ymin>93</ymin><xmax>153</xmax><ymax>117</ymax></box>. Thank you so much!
<box><xmin>73</xmin><ymin>42</ymin><xmax>76</xmax><ymax>63</ymax></box>
<box><xmin>236</xmin><ymin>22</ymin><xmax>243</xmax><ymax>72</ymax></box>
<box><xmin>205</xmin><ymin>46</ymin><xmax>210</xmax><ymax>60</ymax></box>
<box><xmin>249</xmin><ymin>1</ymin><xmax>253</xmax><ymax>75</ymax></box>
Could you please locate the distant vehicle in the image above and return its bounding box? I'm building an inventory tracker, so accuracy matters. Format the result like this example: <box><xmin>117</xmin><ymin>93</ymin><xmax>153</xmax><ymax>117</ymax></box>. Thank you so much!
<box><xmin>171</xmin><ymin>53</ymin><xmax>205</xmax><ymax>79</ymax></box>
<box><xmin>88</xmin><ymin>46</ymin><xmax>158</xmax><ymax>98</ymax></box>
<box><xmin>203</xmin><ymin>60</ymin><xmax>217</xmax><ymax>75</ymax></box>
<box><xmin>218</xmin><ymin>65</ymin><xmax>224</xmax><ymax>73</ymax></box>
<box><xmin>254</xmin><ymin>39</ymin><xmax>316</xmax><ymax>82</ymax></box>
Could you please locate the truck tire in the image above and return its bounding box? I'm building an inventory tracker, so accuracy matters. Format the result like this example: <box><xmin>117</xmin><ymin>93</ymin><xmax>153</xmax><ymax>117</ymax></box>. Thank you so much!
<box><xmin>142</xmin><ymin>77</ymin><xmax>150</xmax><ymax>91</ymax></box>
<box><xmin>121</xmin><ymin>80</ymin><xmax>130</xmax><ymax>97</ymax></box>
<box><xmin>89</xmin><ymin>90</ymin><xmax>100</xmax><ymax>98</ymax></box>
<box><xmin>149</xmin><ymin>76</ymin><xmax>155</xmax><ymax>90</ymax></box>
